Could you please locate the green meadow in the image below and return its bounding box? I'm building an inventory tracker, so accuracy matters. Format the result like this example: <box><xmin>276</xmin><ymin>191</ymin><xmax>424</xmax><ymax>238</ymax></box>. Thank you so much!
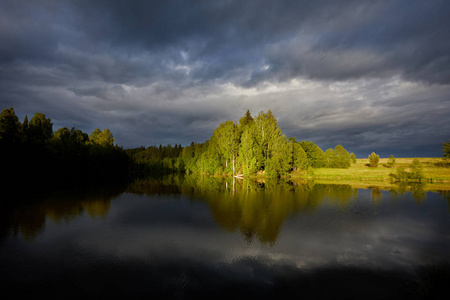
<box><xmin>310</xmin><ymin>157</ymin><xmax>450</xmax><ymax>191</ymax></box>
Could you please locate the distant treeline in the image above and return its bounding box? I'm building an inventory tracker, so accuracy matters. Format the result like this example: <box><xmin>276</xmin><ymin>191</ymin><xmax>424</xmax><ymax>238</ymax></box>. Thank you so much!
<box><xmin>0</xmin><ymin>107</ymin><xmax>132</xmax><ymax>185</ymax></box>
<box><xmin>126</xmin><ymin>110</ymin><xmax>356</xmax><ymax>177</ymax></box>
<box><xmin>1</xmin><ymin>107</ymin><xmax>356</xmax><ymax>181</ymax></box>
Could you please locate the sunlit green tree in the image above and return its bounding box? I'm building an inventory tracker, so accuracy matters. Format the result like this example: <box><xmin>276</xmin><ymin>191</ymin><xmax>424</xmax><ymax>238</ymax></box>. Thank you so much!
<box><xmin>289</xmin><ymin>138</ymin><xmax>308</xmax><ymax>171</ymax></box>
<box><xmin>368</xmin><ymin>152</ymin><xmax>380</xmax><ymax>168</ymax></box>
<box><xmin>254</xmin><ymin>110</ymin><xmax>282</xmax><ymax>173</ymax></box>
<box><xmin>334</xmin><ymin>144</ymin><xmax>351</xmax><ymax>168</ymax></box>
<box><xmin>239</xmin><ymin>123</ymin><xmax>258</xmax><ymax>176</ymax></box>
<box><xmin>325</xmin><ymin>148</ymin><xmax>336</xmax><ymax>167</ymax></box>
<box><xmin>444</xmin><ymin>141</ymin><xmax>450</xmax><ymax>159</ymax></box>
<box><xmin>300</xmin><ymin>141</ymin><xmax>325</xmax><ymax>168</ymax></box>
<box><xmin>89</xmin><ymin>128</ymin><xmax>115</xmax><ymax>147</ymax></box>
<box><xmin>408</xmin><ymin>158</ymin><xmax>423</xmax><ymax>181</ymax></box>
<box><xmin>210</xmin><ymin>120</ymin><xmax>239</xmax><ymax>174</ymax></box>
<box><xmin>387</xmin><ymin>155</ymin><xmax>396</xmax><ymax>168</ymax></box>
<box><xmin>267</xmin><ymin>134</ymin><xmax>291</xmax><ymax>177</ymax></box>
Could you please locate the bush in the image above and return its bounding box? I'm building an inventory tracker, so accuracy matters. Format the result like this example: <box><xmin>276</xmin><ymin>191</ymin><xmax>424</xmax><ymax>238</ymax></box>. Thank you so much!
<box><xmin>444</xmin><ymin>141</ymin><xmax>450</xmax><ymax>159</ymax></box>
<box><xmin>368</xmin><ymin>152</ymin><xmax>380</xmax><ymax>168</ymax></box>
<box><xmin>408</xmin><ymin>158</ymin><xmax>424</xmax><ymax>180</ymax></box>
<box><xmin>387</xmin><ymin>155</ymin><xmax>396</xmax><ymax>168</ymax></box>
<box><xmin>392</xmin><ymin>166</ymin><xmax>408</xmax><ymax>180</ymax></box>
<box><xmin>390</xmin><ymin>158</ymin><xmax>424</xmax><ymax>182</ymax></box>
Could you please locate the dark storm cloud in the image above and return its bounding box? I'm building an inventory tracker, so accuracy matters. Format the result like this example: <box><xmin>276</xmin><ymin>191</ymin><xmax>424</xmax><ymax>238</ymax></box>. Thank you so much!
<box><xmin>0</xmin><ymin>0</ymin><xmax>449</xmax><ymax>155</ymax></box>
<box><xmin>2</xmin><ymin>0</ymin><xmax>449</xmax><ymax>85</ymax></box>
<box><xmin>250</xmin><ymin>0</ymin><xmax>450</xmax><ymax>85</ymax></box>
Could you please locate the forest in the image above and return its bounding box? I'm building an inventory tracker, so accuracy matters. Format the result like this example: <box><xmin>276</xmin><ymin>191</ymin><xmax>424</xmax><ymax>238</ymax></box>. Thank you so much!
<box><xmin>0</xmin><ymin>107</ymin><xmax>131</xmax><ymax>185</ymax></box>
<box><xmin>0</xmin><ymin>107</ymin><xmax>355</xmax><ymax>183</ymax></box>
<box><xmin>126</xmin><ymin>110</ymin><xmax>354</xmax><ymax>177</ymax></box>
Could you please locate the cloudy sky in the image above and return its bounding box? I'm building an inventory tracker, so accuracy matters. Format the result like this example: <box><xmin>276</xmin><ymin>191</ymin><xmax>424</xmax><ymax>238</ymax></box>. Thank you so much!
<box><xmin>1</xmin><ymin>0</ymin><xmax>449</xmax><ymax>157</ymax></box>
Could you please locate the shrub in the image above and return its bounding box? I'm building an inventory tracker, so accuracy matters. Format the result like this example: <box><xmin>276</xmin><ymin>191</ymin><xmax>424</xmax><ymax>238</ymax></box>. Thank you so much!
<box><xmin>390</xmin><ymin>158</ymin><xmax>424</xmax><ymax>182</ymax></box>
<box><xmin>444</xmin><ymin>141</ymin><xmax>450</xmax><ymax>159</ymax></box>
<box><xmin>408</xmin><ymin>158</ymin><xmax>423</xmax><ymax>180</ymax></box>
<box><xmin>387</xmin><ymin>155</ymin><xmax>396</xmax><ymax>168</ymax></box>
<box><xmin>392</xmin><ymin>166</ymin><xmax>408</xmax><ymax>180</ymax></box>
<box><xmin>368</xmin><ymin>152</ymin><xmax>380</xmax><ymax>168</ymax></box>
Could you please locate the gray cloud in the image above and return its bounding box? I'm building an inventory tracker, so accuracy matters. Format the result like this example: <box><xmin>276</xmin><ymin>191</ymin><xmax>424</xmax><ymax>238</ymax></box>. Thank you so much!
<box><xmin>0</xmin><ymin>0</ymin><xmax>449</xmax><ymax>156</ymax></box>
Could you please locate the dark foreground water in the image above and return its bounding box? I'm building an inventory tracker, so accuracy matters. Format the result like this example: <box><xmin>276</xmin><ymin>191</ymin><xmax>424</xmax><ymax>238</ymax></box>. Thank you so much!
<box><xmin>1</xmin><ymin>176</ymin><xmax>450</xmax><ymax>299</ymax></box>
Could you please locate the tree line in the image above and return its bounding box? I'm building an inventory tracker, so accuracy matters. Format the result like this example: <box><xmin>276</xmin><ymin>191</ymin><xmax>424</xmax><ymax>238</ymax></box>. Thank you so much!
<box><xmin>0</xmin><ymin>107</ymin><xmax>359</xmax><ymax>182</ymax></box>
<box><xmin>0</xmin><ymin>107</ymin><xmax>132</xmax><ymax>185</ymax></box>
<box><xmin>4</xmin><ymin>107</ymin><xmax>448</xmax><ymax>183</ymax></box>
<box><xmin>127</xmin><ymin>110</ymin><xmax>355</xmax><ymax>177</ymax></box>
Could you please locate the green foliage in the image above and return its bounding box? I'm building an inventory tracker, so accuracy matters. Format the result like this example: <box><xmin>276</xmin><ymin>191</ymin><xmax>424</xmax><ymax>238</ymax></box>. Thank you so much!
<box><xmin>210</xmin><ymin>120</ymin><xmax>239</xmax><ymax>174</ymax></box>
<box><xmin>238</xmin><ymin>123</ymin><xmax>258</xmax><ymax>176</ymax></box>
<box><xmin>3</xmin><ymin>107</ymin><xmax>365</xmax><ymax>180</ymax></box>
<box><xmin>238</xmin><ymin>109</ymin><xmax>254</xmax><ymax>129</ymax></box>
<box><xmin>409</xmin><ymin>158</ymin><xmax>424</xmax><ymax>180</ymax></box>
<box><xmin>176</xmin><ymin>110</ymin><xmax>353</xmax><ymax>177</ymax></box>
<box><xmin>290</xmin><ymin>138</ymin><xmax>309</xmax><ymax>171</ymax></box>
<box><xmin>391</xmin><ymin>158</ymin><xmax>424</xmax><ymax>182</ymax></box>
<box><xmin>155</xmin><ymin>110</ymin><xmax>319</xmax><ymax>178</ymax></box>
<box><xmin>300</xmin><ymin>141</ymin><xmax>326</xmax><ymax>168</ymax></box>
<box><xmin>444</xmin><ymin>141</ymin><xmax>450</xmax><ymax>159</ymax></box>
<box><xmin>368</xmin><ymin>152</ymin><xmax>380</xmax><ymax>168</ymax></box>
<box><xmin>324</xmin><ymin>145</ymin><xmax>351</xmax><ymax>168</ymax></box>
<box><xmin>89</xmin><ymin>128</ymin><xmax>115</xmax><ymax>147</ymax></box>
<box><xmin>393</xmin><ymin>166</ymin><xmax>408</xmax><ymax>180</ymax></box>
<box><xmin>387</xmin><ymin>155</ymin><xmax>396</xmax><ymax>168</ymax></box>
<box><xmin>350</xmin><ymin>153</ymin><xmax>356</xmax><ymax>163</ymax></box>
<box><xmin>334</xmin><ymin>145</ymin><xmax>351</xmax><ymax>168</ymax></box>
<box><xmin>267</xmin><ymin>134</ymin><xmax>291</xmax><ymax>177</ymax></box>
<box><xmin>254</xmin><ymin>110</ymin><xmax>282</xmax><ymax>173</ymax></box>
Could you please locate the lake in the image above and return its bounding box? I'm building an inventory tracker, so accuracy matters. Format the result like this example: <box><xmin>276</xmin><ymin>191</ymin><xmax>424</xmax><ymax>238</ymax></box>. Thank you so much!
<box><xmin>1</xmin><ymin>175</ymin><xmax>450</xmax><ymax>299</ymax></box>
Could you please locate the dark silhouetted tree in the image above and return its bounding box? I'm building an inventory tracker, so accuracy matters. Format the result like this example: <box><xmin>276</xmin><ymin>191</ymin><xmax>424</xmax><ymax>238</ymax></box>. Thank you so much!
<box><xmin>29</xmin><ymin>112</ymin><xmax>53</xmax><ymax>144</ymax></box>
<box><xmin>0</xmin><ymin>107</ymin><xmax>20</xmax><ymax>144</ymax></box>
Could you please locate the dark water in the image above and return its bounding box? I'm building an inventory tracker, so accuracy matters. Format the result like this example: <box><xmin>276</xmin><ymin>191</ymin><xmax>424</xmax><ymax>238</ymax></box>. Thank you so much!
<box><xmin>1</xmin><ymin>176</ymin><xmax>450</xmax><ymax>299</ymax></box>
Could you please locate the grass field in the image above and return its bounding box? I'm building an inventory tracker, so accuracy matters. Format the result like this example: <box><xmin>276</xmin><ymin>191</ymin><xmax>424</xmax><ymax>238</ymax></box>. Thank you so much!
<box><xmin>309</xmin><ymin>157</ymin><xmax>450</xmax><ymax>191</ymax></box>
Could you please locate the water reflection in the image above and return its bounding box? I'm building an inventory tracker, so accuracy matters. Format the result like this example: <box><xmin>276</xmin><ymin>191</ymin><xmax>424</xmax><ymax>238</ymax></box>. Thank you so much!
<box><xmin>0</xmin><ymin>183</ymin><xmax>126</xmax><ymax>241</ymax></box>
<box><xmin>126</xmin><ymin>175</ymin><xmax>449</xmax><ymax>245</ymax></box>
<box><xmin>2</xmin><ymin>175</ymin><xmax>450</xmax><ymax>298</ymax></box>
<box><xmin>2</xmin><ymin>176</ymin><xmax>450</xmax><ymax>244</ymax></box>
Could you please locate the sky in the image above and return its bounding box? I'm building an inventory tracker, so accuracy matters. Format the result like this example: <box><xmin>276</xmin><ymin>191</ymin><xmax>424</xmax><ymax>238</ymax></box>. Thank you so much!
<box><xmin>1</xmin><ymin>0</ymin><xmax>449</xmax><ymax>157</ymax></box>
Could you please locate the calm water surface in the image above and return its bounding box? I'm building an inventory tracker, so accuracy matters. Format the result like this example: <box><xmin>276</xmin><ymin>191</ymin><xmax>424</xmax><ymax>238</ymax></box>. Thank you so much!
<box><xmin>1</xmin><ymin>176</ymin><xmax>450</xmax><ymax>299</ymax></box>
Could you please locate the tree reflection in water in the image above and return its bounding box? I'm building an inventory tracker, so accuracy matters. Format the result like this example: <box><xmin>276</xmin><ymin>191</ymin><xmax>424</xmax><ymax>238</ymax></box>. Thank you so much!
<box><xmin>0</xmin><ymin>183</ymin><xmax>127</xmax><ymax>241</ymax></box>
<box><xmin>1</xmin><ymin>175</ymin><xmax>448</xmax><ymax>245</ymax></box>
<box><xmin>1</xmin><ymin>175</ymin><xmax>450</xmax><ymax>299</ymax></box>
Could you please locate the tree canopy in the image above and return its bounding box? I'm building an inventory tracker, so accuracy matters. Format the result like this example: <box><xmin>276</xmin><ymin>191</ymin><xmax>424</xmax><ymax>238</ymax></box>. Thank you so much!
<box><xmin>128</xmin><ymin>110</ymin><xmax>352</xmax><ymax>177</ymax></box>
<box><xmin>2</xmin><ymin>107</ymin><xmax>357</xmax><ymax>180</ymax></box>
<box><xmin>0</xmin><ymin>107</ymin><xmax>131</xmax><ymax>185</ymax></box>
